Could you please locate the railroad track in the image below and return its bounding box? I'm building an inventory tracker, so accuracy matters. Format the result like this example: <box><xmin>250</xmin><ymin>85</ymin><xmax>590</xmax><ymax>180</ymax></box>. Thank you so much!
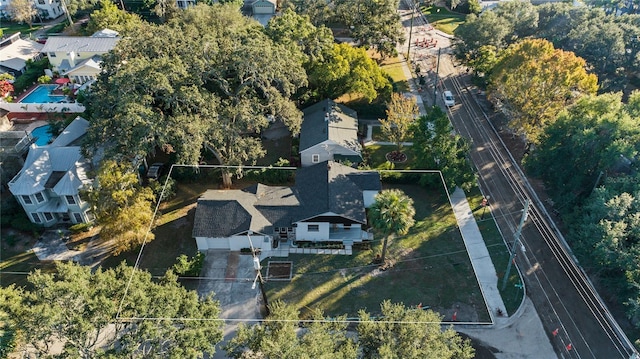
<box><xmin>440</xmin><ymin>68</ymin><xmax>638</xmax><ymax>358</ymax></box>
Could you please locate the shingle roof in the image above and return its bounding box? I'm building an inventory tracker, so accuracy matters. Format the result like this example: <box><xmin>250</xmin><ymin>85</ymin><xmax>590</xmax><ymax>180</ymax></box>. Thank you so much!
<box><xmin>192</xmin><ymin>162</ymin><xmax>381</xmax><ymax>238</ymax></box>
<box><xmin>41</xmin><ymin>37</ymin><xmax>119</xmax><ymax>54</ymax></box>
<box><xmin>299</xmin><ymin>99</ymin><xmax>360</xmax><ymax>152</ymax></box>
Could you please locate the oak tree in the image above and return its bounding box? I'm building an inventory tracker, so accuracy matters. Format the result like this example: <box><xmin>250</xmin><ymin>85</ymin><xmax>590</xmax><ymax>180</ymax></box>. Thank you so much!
<box><xmin>488</xmin><ymin>38</ymin><xmax>598</xmax><ymax>144</ymax></box>
<box><xmin>0</xmin><ymin>262</ymin><xmax>223</xmax><ymax>358</ymax></box>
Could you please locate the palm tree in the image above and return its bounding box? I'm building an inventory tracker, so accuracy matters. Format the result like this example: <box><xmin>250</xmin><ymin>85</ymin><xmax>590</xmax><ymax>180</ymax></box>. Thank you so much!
<box><xmin>368</xmin><ymin>189</ymin><xmax>416</xmax><ymax>264</ymax></box>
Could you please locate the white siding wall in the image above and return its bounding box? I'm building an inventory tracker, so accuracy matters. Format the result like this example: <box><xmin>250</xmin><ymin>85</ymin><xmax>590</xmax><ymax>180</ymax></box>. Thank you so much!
<box><xmin>295</xmin><ymin>222</ymin><xmax>329</xmax><ymax>241</ymax></box>
<box><xmin>196</xmin><ymin>235</ymin><xmax>272</xmax><ymax>251</ymax></box>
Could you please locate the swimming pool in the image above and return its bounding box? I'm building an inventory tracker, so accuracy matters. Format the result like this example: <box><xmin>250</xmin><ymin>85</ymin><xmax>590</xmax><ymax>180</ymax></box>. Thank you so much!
<box><xmin>30</xmin><ymin>125</ymin><xmax>53</xmax><ymax>146</ymax></box>
<box><xmin>20</xmin><ymin>85</ymin><xmax>67</xmax><ymax>104</ymax></box>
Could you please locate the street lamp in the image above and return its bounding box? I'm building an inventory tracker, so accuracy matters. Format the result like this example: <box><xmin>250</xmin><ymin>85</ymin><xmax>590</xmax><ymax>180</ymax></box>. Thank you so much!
<box><xmin>501</xmin><ymin>200</ymin><xmax>530</xmax><ymax>290</ymax></box>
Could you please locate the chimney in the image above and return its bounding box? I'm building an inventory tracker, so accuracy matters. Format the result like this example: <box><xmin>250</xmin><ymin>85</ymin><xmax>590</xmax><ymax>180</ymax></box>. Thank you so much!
<box><xmin>68</xmin><ymin>51</ymin><xmax>76</xmax><ymax>68</ymax></box>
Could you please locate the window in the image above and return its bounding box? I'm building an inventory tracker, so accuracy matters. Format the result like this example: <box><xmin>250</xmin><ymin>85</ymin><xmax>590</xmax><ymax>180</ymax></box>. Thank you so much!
<box><xmin>31</xmin><ymin>213</ymin><xmax>41</xmax><ymax>223</ymax></box>
<box><xmin>35</xmin><ymin>192</ymin><xmax>45</xmax><ymax>203</ymax></box>
<box><xmin>73</xmin><ymin>212</ymin><xmax>83</xmax><ymax>223</ymax></box>
<box><xmin>22</xmin><ymin>195</ymin><xmax>32</xmax><ymax>205</ymax></box>
<box><xmin>44</xmin><ymin>212</ymin><xmax>53</xmax><ymax>221</ymax></box>
<box><xmin>344</xmin><ymin>223</ymin><xmax>351</xmax><ymax>231</ymax></box>
<box><xmin>49</xmin><ymin>52</ymin><xmax>56</xmax><ymax>58</ymax></box>
<box><xmin>38</xmin><ymin>0</ymin><xmax>45</xmax><ymax>4</ymax></box>
<box><xmin>312</xmin><ymin>154</ymin><xmax>320</xmax><ymax>163</ymax></box>
<box><xmin>65</xmin><ymin>195</ymin><xmax>76</xmax><ymax>205</ymax></box>
<box><xmin>308</xmin><ymin>224</ymin><xmax>319</xmax><ymax>232</ymax></box>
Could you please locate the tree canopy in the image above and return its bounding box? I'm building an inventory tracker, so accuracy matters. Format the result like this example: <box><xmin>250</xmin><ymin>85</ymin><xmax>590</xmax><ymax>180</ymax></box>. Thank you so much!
<box><xmin>454</xmin><ymin>2</ymin><xmax>640</xmax><ymax>92</ymax></box>
<box><xmin>308</xmin><ymin>43</ymin><xmax>392</xmax><ymax>103</ymax></box>
<box><xmin>412</xmin><ymin>107</ymin><xmax>476</xmax><ymax>191</ymax></box>
<box><xmin>333</xmin><ymin>0</ymin><xmax>405</xmax><ymax>59</ymax></box>
<box><xmin>369</xmin><ymin>189</ymin><xmax>416</xmax><ymax>263</ymax></box>
<box><xmin>488</xmin><ymin>38</ymin><xmax>598</xmax><ymax>144</ymax></box>
<box><xmin>7</xmin><ymin>0</ymin><xmax>37</xmax><ymax>27</ymax></box>
<box><xmin>225</xmin><ymin>300</ymin><xmax>357</xmax><ymax>358</ymax></box>
<box><xmin>380</xmin><ymin>93</ymin><xmax>418</xmax><ymax>152</ymax></box>
<box><xmin>225</xmin><ymin>300</ymin><xmax>473</xmax><ymax>359</ymax></box>
<box><xmin>83</xmin><ymin>4</ymin><xmax>306</xmax><ymax>176</ymax></box>
<box><xmin>83</xmin><ymin>160</ymin><xmax>156</xmax><ymax>255</ymax></box>
<box><xmin>358</xmin><ymin>300</ymin><xmax>475</xmax><ymax>359</ymax></box>
<box><xmin>86</xmin><ymin>0</ymin><xmax>144</xmax><ymax>36</ymax></box>
<box><xmin>0</xmin><ymin>261</ymin><xmax>222</xmax><ymax>358</ymax></box>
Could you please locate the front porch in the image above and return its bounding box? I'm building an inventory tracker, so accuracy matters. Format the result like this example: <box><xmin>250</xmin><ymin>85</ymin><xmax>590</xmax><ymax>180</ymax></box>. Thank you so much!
<box><xmin>261</xmin><ymin>238</ymin><xmax>359</xmax><ymax>258</ymax></box>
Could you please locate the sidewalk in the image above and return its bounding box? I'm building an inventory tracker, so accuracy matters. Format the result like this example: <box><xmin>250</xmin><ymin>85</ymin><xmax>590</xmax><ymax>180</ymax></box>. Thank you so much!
<box><xmin>450</xmin><ymin>187</ymin><xmax>506</xmax><ymax>320</ymax></box>
<box><xmin>449</xmin><ymin>187</ymin><xmax>556</xmax><ymax>358</ymax></box>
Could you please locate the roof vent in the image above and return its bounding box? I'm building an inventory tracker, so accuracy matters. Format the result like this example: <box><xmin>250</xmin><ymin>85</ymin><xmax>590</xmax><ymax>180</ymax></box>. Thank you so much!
<box><xmin>324</xmin><ymin>113</ymin><xmax>329</xmax><ymax>122</ymax></box>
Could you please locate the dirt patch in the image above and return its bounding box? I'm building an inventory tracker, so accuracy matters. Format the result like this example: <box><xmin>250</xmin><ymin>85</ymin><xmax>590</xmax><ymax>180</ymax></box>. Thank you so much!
<box><xmin>266</xmin><ymin>261</ymin><xmax>292</xmax><ymax>281</ymax></box>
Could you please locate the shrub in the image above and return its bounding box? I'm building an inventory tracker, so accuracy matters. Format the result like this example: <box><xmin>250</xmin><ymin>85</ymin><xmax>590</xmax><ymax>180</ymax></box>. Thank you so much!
<box><xmin>13</xmin><ymin>58</ymin><xmax>50</xmax><ymax>93</ymax></box>
<box><xmin>243</xmin><ymin>158</ymin><xmax>293</xmax><ymax>184</ymax></box>
<box><xmin>172</xmin><ymin>252</ymin><xmax>205</xmax><ymax>277</ymax></box>
<box><xmin>10</xmin><ymin>216</ymin><xmax>42</xmax><ymax>233</ymax></box>
<box><xmin>148</xmin><ymin>176</ymin><xmax>176</xmax><ymax>202</ymax></box>
<box><xmin>37</xmin><ymin>75</ymin><xmax>51</xmax><ymax>84</ymax></box>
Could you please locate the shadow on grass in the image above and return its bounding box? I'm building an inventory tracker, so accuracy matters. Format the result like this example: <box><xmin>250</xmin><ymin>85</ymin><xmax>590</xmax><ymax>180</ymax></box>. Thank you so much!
<box><xmin>265</xmin><ymin>183</ymin><xmax>490</xmax><ymax>322</ymax></box>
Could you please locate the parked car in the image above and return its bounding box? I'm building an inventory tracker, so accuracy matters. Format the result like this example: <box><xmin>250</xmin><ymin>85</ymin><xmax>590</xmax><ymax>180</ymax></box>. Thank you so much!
<box><xmin>443</xmin><ymin>90</ymin><xmax>455</xmax><ymax>107</ymax></box>
<box><xmin>146</xmin><ymin>163</ymin><xmax>165</xmax><ymax>179</ymax></box>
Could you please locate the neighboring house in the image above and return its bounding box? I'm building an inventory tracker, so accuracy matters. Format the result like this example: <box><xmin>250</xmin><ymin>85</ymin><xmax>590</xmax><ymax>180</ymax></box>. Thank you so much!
<box><xmin>40</xmin><ymin>35</ymin><xmax>119</xmax><ymax>84</ymax></box>
<box><xmin>242</xmin><ymin>0</ymin><xmax>276</xmax><ymax>26</ymax></box>
<box><xmin>34</xmin><ymin>0</ymin><xmax>64</xmax><ymax>20</ymax></box>
<box><xmin>0</xmin><ymin>0</ymin><xmax>63</xmax><ymax>20</ymax></box>
<box><xmin>8</xmin><ymin>117</ymin><xmax>95</xmax><ymax>227</ymax></box>
<box><xmin>0</xmin><ymin>33</ymin><xmax>44</xmax><ymax>77</ymax></box>
<box><xmin>176</xmin><ymin>0</ymin><xmax>196</xmax><ymax>9</ymax></box>
<box><xmin>299</xmin><ymin>99</ymin><xmax>362</xmax><ymax>167</ymax></box>
<box><xmin>192</xmin><ymin>161</ymin><xmax>381</xmax><ymax>251</ymax></box>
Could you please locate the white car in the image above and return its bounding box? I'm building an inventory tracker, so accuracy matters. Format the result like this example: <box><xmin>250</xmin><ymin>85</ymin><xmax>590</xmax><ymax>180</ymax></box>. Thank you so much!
<box><xmin>443</xmin><ymin>90</ymin><xmax>455</xmax><ymax>107</ymax></box>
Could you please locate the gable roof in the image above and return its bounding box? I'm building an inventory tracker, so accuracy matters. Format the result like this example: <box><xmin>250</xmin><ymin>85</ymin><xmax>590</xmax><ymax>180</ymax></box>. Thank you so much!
<box><xmin>62</xmin><ymin>55</ymin><xmax>103</xmax><ymax>75</ymax></box>
<box><xmin>7</xmin><ymin>117</ymin><xmax>92</xmax><ymax>196</ymax></box>
<box><xmin>41</xmin><ymin>36</ymin><xmax>119</xmax><ymax>54</ymax></box>
<box><xmin>0</xmin><ymin>38</ymin><xmax>43</xmax><ymax>71</ymax></box>
<box><xmin>192</xmin><ymin>162</ymin><xmax>381</xmax><ymax>238</ymax></box>
<box><xmin>299</xmin><ymin>99</ymin><xmax>360</xmax><ymax>152</ymax></box>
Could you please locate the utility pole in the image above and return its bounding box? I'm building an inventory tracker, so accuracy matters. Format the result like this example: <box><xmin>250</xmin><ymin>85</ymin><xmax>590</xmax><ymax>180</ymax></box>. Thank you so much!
<box><xmin>432</xmin><ymin>47</ymin><xmax>441</xmax><ymax>106</ymax></box>
<box><xmin>247</xmin><ymin>232</ymin><xmax>269</xmax><ymax>313</ymax></box>
<box><xmin>60</xmin><ymin>0</ymin><xmax>73</xmax><ymax>27</ymax></box>
<box><xmin>406</xmin><ymin>0</ymin><xmax>416</xmax><ymax>60</ymax></box>
<box><xmin>502</xmin><ymin>199</ymin><xmax>530</xmax><ymax>290</ymax></box>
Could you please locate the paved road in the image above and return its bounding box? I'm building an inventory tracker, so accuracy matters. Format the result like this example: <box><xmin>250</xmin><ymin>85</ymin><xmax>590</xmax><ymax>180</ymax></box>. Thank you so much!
<box><xmin>442</xmin><ymin>65</ymin><xmax>638</xmax><ymax>358</ymax></box>
<box><xmin>398</xmin><ymin>1</ymin><xmax>639</xmax><ymax>358</ymax></box>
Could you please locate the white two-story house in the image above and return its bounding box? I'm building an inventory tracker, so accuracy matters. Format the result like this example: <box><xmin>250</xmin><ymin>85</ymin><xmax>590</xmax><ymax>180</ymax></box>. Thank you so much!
<box><xmin>8</xmin><ymin>117</ymin><xmax>95</xmax><ymax>227</ymax></box>
<box><xmin>40</xmin><ymin>34</ymin><xmax>119</xmax><ymax>84</ymax></box>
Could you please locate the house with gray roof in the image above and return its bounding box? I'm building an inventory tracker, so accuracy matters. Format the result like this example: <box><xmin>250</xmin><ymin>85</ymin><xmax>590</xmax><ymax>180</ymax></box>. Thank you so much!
<box><xmin>299</xmin><ymin>99</ymin><xmax>362</xmax><ymax>167</ymax></box>
<box><xmin>8</xmin><ymin>117</ymin><xmax>95</xmax><ymax>227</ymax></box>
<box><xmin>0</xmin><ymin>33</ymin><xmax>44</xmax><ymax>77</ymax></box>
<box><xmin>192</xmin><ymin>161</ymin><xmax>381</xmax><ymax>252</ymax></box>
<box><xmin>41</xmin><ymin>35</ymin><xmax>119</xmax><ymax>84</ymax></box>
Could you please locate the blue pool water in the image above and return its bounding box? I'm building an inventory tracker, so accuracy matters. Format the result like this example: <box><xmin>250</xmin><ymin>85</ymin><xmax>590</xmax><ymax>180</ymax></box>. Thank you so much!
<box><xmin>20</xmin><ymin>85</ymin><xmax>67</xmax><ymax>103</ymax></box>
<box><xmin>31</xmin><ymin>125</ymin><xmax>53</xmax><ymax>146</ymax></box>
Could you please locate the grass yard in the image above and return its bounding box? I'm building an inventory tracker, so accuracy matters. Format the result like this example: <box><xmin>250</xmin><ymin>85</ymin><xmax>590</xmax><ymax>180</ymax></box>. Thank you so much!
<box><xmin>466</xmin><ymin>188</ymin><xmax>524</xmax><ymax>314</ymax></box>
<box><xmin>421</xmin><ymin>6</ymin><xmax>466</xmax><ymax>35</ymax></box>
<box><xmin>265</xmin><ymin>183</ymin><xmax>490</xmax><ymax>322</ymax></box>
<box><xmin>0</xmin><ymin>233</ymin><xmax>56</xmax><ymax>288</ymax></box>
<box><xmin>100</xmin><ymin>179</ymin><xmax>213</xmax><ymax>277</ymax></box>
<box><xmin>1</xmin><ymin>23</ymin><xmax>42</xmax><ymax>37</ymax></box>
<box><xmin>363</xmin><ymin>144</ymin><xmax>417</xmax><ymax>170</ymax></box>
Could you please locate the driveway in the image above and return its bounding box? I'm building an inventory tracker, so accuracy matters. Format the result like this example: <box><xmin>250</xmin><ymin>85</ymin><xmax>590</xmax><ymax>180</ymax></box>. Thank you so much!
<box><xmin>198</xmin><ymin>250</ymin><xmax>263</xmax><ymax>359</ymax></box>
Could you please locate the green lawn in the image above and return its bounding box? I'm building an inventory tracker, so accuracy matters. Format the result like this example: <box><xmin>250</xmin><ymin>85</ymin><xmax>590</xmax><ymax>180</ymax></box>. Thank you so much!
<box><xmin>1</xmin><ymin>23</ymin><xmax>42</xmax><ymax>37</ymax></box>
<box><xmin>466</xmin><ymin>188</ymin><xmax>524</xmax><ymax>314</ymax></box>
<box><xmin>380</xmin><ymin>57</ymin><xmax>410</xmax><ymax>93</ymax></box>
<box><xmin>421</xmin><ymin>6</ymin><xmax>466</xmax><ymax>35</ymax></box>
<box><xmin>265</xmin><ymin>183</ymin><xmax>489</xmax><ymax>321</ymax></box>
<box><xmin>363</xmin><ymin>143</ymin><xmax>417</xmax><ymax>170</ymax></box>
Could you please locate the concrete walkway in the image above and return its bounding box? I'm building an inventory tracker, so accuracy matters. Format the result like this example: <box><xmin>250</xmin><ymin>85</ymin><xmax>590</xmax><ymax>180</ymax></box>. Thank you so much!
<box><xmin>450</xmin><ymin>187</ymin><xmax>507</xmax><ymax>321</ymax></box>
